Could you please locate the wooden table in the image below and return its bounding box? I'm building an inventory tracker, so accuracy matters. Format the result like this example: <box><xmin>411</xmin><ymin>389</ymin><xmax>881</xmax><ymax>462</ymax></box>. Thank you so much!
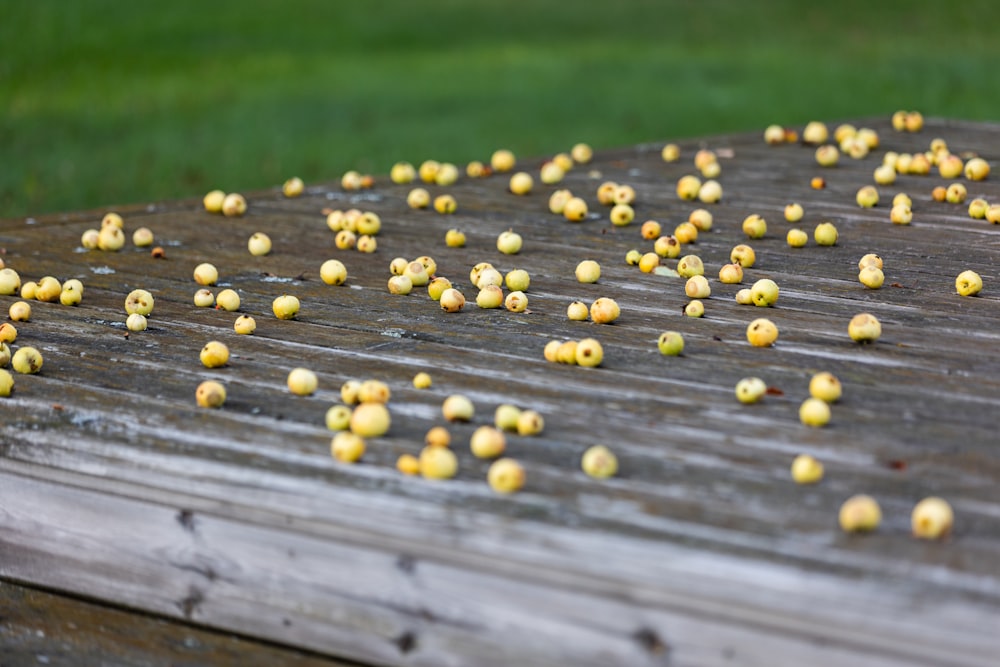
<box><xmin>1</xmin><ymin>117</ymin><xmax>998</xmax><ymax>667</ymax></box>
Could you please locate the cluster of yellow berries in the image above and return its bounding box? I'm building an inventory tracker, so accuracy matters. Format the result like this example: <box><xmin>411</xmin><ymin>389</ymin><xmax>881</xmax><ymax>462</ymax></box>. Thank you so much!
<box><xmin>542</xmin><ymin>337</ymin><xmax>604</xmax><ymax>367</ymax></box>
<box><xmin>326</xmin><ymin>208</ymin><xmax>382</xmax><ymax>254</ymax></box>
<box><xmin>79</xmin><ymin>212</ymin><xmax>156</xmax><ymax>253</ymax></box>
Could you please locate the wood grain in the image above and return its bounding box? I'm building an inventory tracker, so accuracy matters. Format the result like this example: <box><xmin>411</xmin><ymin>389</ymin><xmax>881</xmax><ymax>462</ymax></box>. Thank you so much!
<box><xmin>1</xmin><ymin>116</ymin><xmax>999</xmax><ymax>666</ymax></box>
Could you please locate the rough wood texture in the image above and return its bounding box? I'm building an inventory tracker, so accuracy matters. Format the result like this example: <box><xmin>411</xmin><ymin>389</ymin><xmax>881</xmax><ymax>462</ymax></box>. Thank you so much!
<box><xmin>0</xmin><ymin>580</ymin><xmax>356</xmax><ymax>667</ymax></box>
<box><xmin>2</xmin><ymin>117</ymin><xmax>999</xmax><ymax>666</ymax></box>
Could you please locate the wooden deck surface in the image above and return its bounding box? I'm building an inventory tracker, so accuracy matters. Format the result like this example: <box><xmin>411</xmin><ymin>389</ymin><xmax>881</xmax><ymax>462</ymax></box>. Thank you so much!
<box><xmin>1</xmin><ymin>116</ymin><xmax>999</xmax><ymax>666</ymax></box>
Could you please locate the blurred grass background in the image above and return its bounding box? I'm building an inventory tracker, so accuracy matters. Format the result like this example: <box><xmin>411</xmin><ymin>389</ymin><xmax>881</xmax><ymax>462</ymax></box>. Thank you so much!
<box><xmin>3</xmin><ymin>0</ymin><xmax>999</xmax><ymax>217</ymax></box>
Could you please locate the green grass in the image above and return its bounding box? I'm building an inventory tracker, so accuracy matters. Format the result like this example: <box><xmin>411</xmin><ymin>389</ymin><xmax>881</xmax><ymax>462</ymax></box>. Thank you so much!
<box><xmin>4</xmin><ymin>0</ymin><xmax>1000</xmax><ymax>217</ymax></box>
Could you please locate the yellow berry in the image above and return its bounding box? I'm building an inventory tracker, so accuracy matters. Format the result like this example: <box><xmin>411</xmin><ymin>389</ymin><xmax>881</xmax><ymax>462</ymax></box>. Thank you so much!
<box><xmin>390</xmin><ymin>161</ymin><xmax>416</xmax><ymax>184</ymax></box>
<box><xmin>0</xmin><ymin>323</ymin><xmax>18</xmax><ymax>344</ymax></box>
<box><xmin>396</xmin><ymin>454</ymin><xmax>420</xmax><ymax>475</ymax></box>
<box><xmin>0</xmin><ymin>368</ymin><xmax>13</xmax><ymax>397</ymax></box>
<box><xmin>790</xmin><ymin>454</ymin><xmax>824</xmax><ymax>484</ymax></box>
<box><xmin>814</xmin><ymin>222</ymin><xmax>838</xmax><ymax>246</ymax></box>
<box><xmin>325</xmin><ymin>405</ymin><xmax>352</xmax><ymax>431</ymax></box>
<box><xmin>509</xmin><ymin>171</ymin><xmax>533</xmax><ymax>195</ymax></box>
<box><xmin>657</xmin><ymin>331</ymin><xmax>684</xmax><ymax>356</ymax></box>
<box><xmin>799</xmin><ymin>397</ymin><xmax>831</xmax><ymax>427</ymax></box>
<box><xmin>9</xmin><ymin>301</ymin><xmax>31</xmax><ymax>322</ymax></box>
<box><xmin>248</xmin><ymin>232</ymin><xmax>272</xmax><ymax>256</ymax></box>
<box><xmin>742</xmin><ymin>214</ymin><xmax>767</xmax><ymax>239</ymax></box>
<box><xmin>419</xmin><ymin>446</ymin><xmax>458</xmax><ymax>479</ymax></box>
<box><xmin>12</xmin><ymin>346</ymin><xmax>43</xmax><ymax>374</ymax></box>
<box><xmin>638</xmin><ymin>252</ymin><xmax>660</xmax><ymax>273</ymax></box>
<box><xmin>407</xmin><ymin>187</ymin><xmax>430</xmax><ymax>209</ymax></box>
<box><xmin>653</xmin><ymin>236</ymin><xmax>680</xmax><ymax>259</ymax></box>
<box><xmin>445</xmin><ymin>228</ymin><xmax>466</xmax><ymax>247</ymax></box>
<box><xmin>433</xmin><ymin>194</ymin><xmax>457</xmax><ymax>214</ymax></box>
<box><xmin>839</xmin><ymin>494</ymin><xmax>881</xmax><ymax>533</ymax></box>
<box><xmin>575</xmin><ymin>338</ymin><xmax>604</xmax><ymax>367</ymax></box>
<box><xmin>516</xmin><ymin>409</ymin><xmax>544</xmax><ymax>436</ymax></box>
<box><xmin>566</xmin><ymin>301</ymin><xmax>589</xmax><ymax>321</ymax></box>
<box><xmin>491</xmin><ymin>149</ymin><xmax>516</xmax><ymax>172</ymax></box>
<box><xmin>562</xmin><ymin>197</ymin><xmax>588</xmax><ymax>221</ymax></box>
<box><xmin>589</xmin><ymin>297</ymin><xmax>620</xmax><ymax>324</ymax></box>
<box><xmin>199</xmin><ymin>341</ymin><xmax>230</xmax><ymax>368</ymax></box>
<box><xmin>809</xmin><ymin>372</ymin><xmax>842</xmax><ymax>402</ymax></box>
<box><xmin>575</xmin><ymin>260</ymin><xmax>601</xmax><ymax>283</ymax></box>
<box><xmin>195</xmin><ymin>380</ymin><xmax>226</xmax><ymax>408</ymax></box>
<box><xmin>287</xmin><ymin>367</ymin><xmax>318</xmax><ymax>396</ymax></box>
<box><xmin>735</xmin><ymin>377</ymin><xmax>767</xmax><ymax>404</ymax></box>
<box><xmin>494</xmin><ymin>404</ymin><xmax>522</xmax><ymax>432</ymax></box>
<box><xmin>425</xmin><ymin>425</ymin><xmax>451</xmax><ymax>448</ymax></box>
<box><xmin>911</xmin><ymin>497</ymin><xmax>954</xmax><ymax>540</ymax></box>
<box><xmin>470</xmin><ymin>425</ymin><xmax>506</xmax><ymax>459</ymax></box>
<box><xmin>439</xmin><ymin>288</ymin><xmax>465</xmax><ymax>313</ymax></box>
<box><xmin>676</xmin><ymin>254</ymin><xmax>704</xmax><ymax>278</ymax></box>
<box><xmin>746</xmin><ymin>318</ymin><xmax>779</xmax><ymax>347</ymax></box>
<box><xmin>272</xmin><ymin>295</ymin><xmax>300</xmax><ymax>320</ymax></box>
<box><xmin>786</xmin><ymin>229</ymin><xmax>808</xmax><ymax>248</ymax></box>
<box><xmin>331</xmin><ymin>432</ymin><xmax>366</xmax><ymax>463</ymax></box>
<box><xmin>350</xmin><ymin>402</ymin><xmax>391</xmax><ymax>438</ymax></box>
<box><xmin>132</xmin><ymin>227</ymin><xmax>155</xmax><ymax>247</ymax></box>
<box><xmin>97</xmin><ymin>226</ymin><xmax>125</xmax><ymax>251</ymax></box>
<box><xmin>203</xmin><ymin>189</ymin><xmax>226</xmax><ymax>213</ymax></box>
<box><xmin>442</xmin><ymin>394</ymin><xmax>474</xmax><ymax>422</ymax></box>
<box><xmin>412</xmin><ymin>372</ymin><xmax>432</xmax><ymax>389</ymax></box>
<box><xmin>193</xmin><ymin>289</ymin><xmax>214</xmax><ymax>307</ymax></box>
<box><xmin>581</xmin><ymin>445</ymin><xmax>618</xmax><ymax>478</ymax></box>
<box><xmin>320</xmin><ymin>259</ymin><xmax>348</xmax><ymax>286</ymax></box>
<box><xmin>487</xmin><ymin>458</ymin><xmax>525</xmax><ymax>493</ymax></box>
<box><xmin>340</xmin><ymin>380</ymin><xmax>362</xmax><ymax>405</ymax></box>
<box><xmin>125</xmin><ymin>289</ymin><xmax>154</xmax><ymax>316</ymax></box>
<box><xmin>215</xmin><ymin>288</ymin><xmax>240</xmax><ymax>312</ymax></box>
<box><xmin>221</xmin><ymin>193</ymin><xmax>247</xmax><ymax>217</ymax></box>
<box><xmin>848</xmin><ymin>313</ymin><xmax>881</xmax><ymax>343</ymax></box>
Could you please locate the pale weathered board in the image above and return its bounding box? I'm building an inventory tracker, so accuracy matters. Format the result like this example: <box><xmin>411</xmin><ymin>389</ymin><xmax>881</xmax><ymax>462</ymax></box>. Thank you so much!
<box><xmin>1</xmin><ymin>116</ymin><xmax>999</xmax><ymax>666</ymax></box>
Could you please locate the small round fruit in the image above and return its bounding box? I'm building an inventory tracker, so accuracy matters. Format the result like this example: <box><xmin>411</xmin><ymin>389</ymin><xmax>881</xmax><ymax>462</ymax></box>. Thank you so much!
<box><xmin>786</xmin><ymin>228</ymin><xmax>808</xmax><ymax>248</ymax></box>
<box><xmin>193</xmin><ymin>289</ymin><xmax>215</xmax><ymax>307</ymax></box>
<box><xmin>470</xmin><ymin>425</ymin><xmax>506</xmax><ymax>459</ymax></box>
<box><xmin>234</xmin><ymin>315</ymin><xmax>256</xmax><ymax>335</ymax></box>
<box><xmin>610</xmin><ymin>204</ymin><xmax>635</xmax><ymax>226</ymax></box>
<box><xmin>509</xmin><ymin>172</ymin><xmax>533</xmax><ymax>195</ymax></box>
<box><xmin>419</xmin><ymin>446</ymin><xmax>458</xmax><ymax>480</ymax></box>
<box><xmin>809</xmin><ymin>372</ymin><xmax>842</xmax><ymax>403</ymax></box>
<box><xmin>215</xmin><ymin>289</ymin><xmax>240</xmax><ymax>311</ymax></box>
<box><xmin>494</xmin><ymin>404</ymin><xmax>522</xmax><ymax>432</ymax></box>
<box><xmin>497</xmin><ymin>230</ymin><xmax>523</xmax><ymax>254</ymax></box>
<box><xmin>653</xmin><ymin>235</ymin><xmax>681</xmax><ymax>259</ymax></box>
<box><xmin>641</xmin><ymin>220</ymin><xmax>662</xmax><ymax>240</ymax></box>
<box><xmin>445</xmin><ymin>228</ymin><xmax>467</xmax><ymax>247</ymax></box>
<box><xmin>331</xmin><ymin>432</ymin><xmax>366</xmax><ymax>463</ymax></box>
<box><xmin>200</xmin><ymin>341</ymin><xmax>230</xmax><ymax>368</ymax></box>
<box><xmin>814</xmin><ymin>222</ymin><xmax>839</xmax><ymax>246</ymax></box>
<box><xmin>856</xmin><ymin>185</ymin><xmax>879</xmax><ymax>208</ymax></box>
<box><xmin>685</xmin><ymin>275</ymin><xmax>711</xmax><ymax>299</ymax></box>
<box><xmin>11</xmin><ymin>347</ymin><xmax>43</xmax><ymax>374</ymax></box>
<box><xmin>730</xmin><ymin>244</ymin><xmax>756</xmax><ymax>268</ymax></box>
<box><xmin>814</xmin><ymin>144</ymin><xmax>839</xmax><ymax>167</ymax></box>
<box><xmin>911</xmin><ymin>497</ymin><xmax>954</xmax><ymax>540</ymax></box>
<box><xmin>350</xmin><ymin>402</ymin><xmax>391</xmax><ymax>438</ymax></box>
<box><xmin>746</xmin><ymin>318</ymin><xmax>779</xmax><ymax>347</ymax></box>
<box><xmin>575</xmin><ymin>260</ymin><xmax>601</xmax><ymax>284</ymax></box>
<box><xmin>742</xmin><ymin>214</ymin><xmax>767</xmax><ymax>239</ymax></box>
<box><xmin>567</xmin><ymin>301</ymin><xmax>589</xmax><ymax>321</ymax></box>
<box><xmin>964</xmin><ymin>157</ymin><xmax>990</xmax><ymax>181</ymax></box>
<box><xmin>193</xmin><ymin>263</ymin><xmax>219</xmax><ymax>286</ymax></box>
<box><xmin>248</xmin><ymin>232</ymin><xmax>272</xmax><ymax>256</ymax></box>
<box><xmin>433</xmin><ymin>194</ymin><xmax>457</xmax><ymax>214</ymax></box>
<box><xmin>357</xmin><ymin>379</ymin><xmax>390</xmax><ymax>404</ymax></box>
<box><xmin>440</xmin><ymin>288</ymin><xmax>465</xmax><ymax>313</ymax></box>
<box><xmin>890</xmin><ymin>204</ymin><xmax>913</xmax><ymax>225</ymax></box>
<box><xmin>516</xmin><ymin>409</ymin><xmax>544</xmax><ymax>436</ymax></box>
<box><xmin>676</xmin><ymin>175</ymin><xmax>701</xmax><ymax>200</ymax></box>
<box><xmin>388</xmin><ymin>275</ymin><xmax>413</xmax><ymax>295</ymax></box>
<box><xmin>427</xmin><ymin>277</ymin><xmax>452</xmax><ymax>301</ymax></box>
<box><xmin>491</xmin><ymin>149</ymin><xmax>516</xmax><ymax>172</ymax></box>
<box><xmin>442</xmin><ymin>394</ymin><xmax>474</xmax><ymax>422</ymax></box>
<box><xmin>581</xmin><ymin>445</ymin><xmax>618</xmax><ymax>479</ymax></box>
<box><xmin>504</xmin><ymin>269</ymin><xmax>530</xmax><ymax>292</ymax></box>
<box><xmin>34</xmin><ymin>277</ymin><xmax>62</xmax><ymax>302</ymax></box>
<box><xmin>132</xmin><ymin>227</ymin><xmax>155</xmax><ymax>247</ymax></box>
<box><xmin>839</xmin><ymin>495</ymin><xmax>882</xmax><ymax>533</ymax></box>
<box><xmin>487</xmin><ymin>458</ymin><xmax>525</xmax><ymax>494</ymax></box>
<box><xmin>638</xmin><ymin>252</ymin><xmax>660</xmax><ymax>273</ymax></box>
<box><xmin>717</xmin><ymin>263</ymin><xmax>744</xmax><ymax>284</ymax></box>
<box><xmin>955</xmin><ymin>270</ymin><xmax>983</xmax><ymax>296</ymax></box>
<box><xmin>340</xmin><ymin>380</ymin><xmax>362</xmax><ymax>405</ymax></box>
<box><xmin>9</xmin><ymin>301</ymin><xmax>31</xmax><ymax>322</ymax></box>
<box><xmin>735</xmin><ymin>289</ymin><xmax>752</xmax><ymax>305</ymax></box>
<box><xmin>424</xmin><ymin>426</ymin><xmax>451</xmax><ymax>448</ymax></box>
<box><xmin>548</xmin><ymin>189</ymin><xmax>573</xmax><ymax>215</ymax></box>
<box><xmin>735</xmin><ymin>377</ymin><xmax>767</xmax><ymax>404</ymax></box>
<box><xmin>803</xmin><ymin>121</ymin><xmax>828</xmax><ymax>144</ymax></box>
<box><xmin>325</xmin><ymin>405</ymin><xmax>352</xmax><ymax>431</ymax></box>
<box><xmin>98</xmin><ymin>226</ymin><xmax>125</xmax><ymax>251</ymax></box>
<box><xmin>391</xmin><ymin>162</ymin><xmax>416</xmax><ymax>183</ymax></box>
<box><xmin>396</xmin><ymin>454</ymin><xmax>420</xmax><ymax>475</ymax></box>
<box><xmin>946</xmin><ymin>182</ymin><xmax>967</xmax><ymax>204</ymax></box>
<box><xmin>320</xmin><ymin>259</ymin><xmax>347</xmax><ymax>285</ymax></box>
<box><xmin>571</xmin><ymin>142</ymin><xmax>593</xmax><ymax>164</ymax></box>
<box><xmin>476</xmin><ymin>285</ymin><xmax>504</xmax><ymax>309</ymax></box>
<box><xmin>0</xmin><ymin>323</ymin><xmax>17</xmax><ymax>344</ymax></box>
<box><xmin>661</xmin><ymin>143</ymin><xmax>680</xmax><ymax>162</ymax></box>
<box><xmin>750</xmin><ymin>279</ymin><xmax>779</xmax><ymax>307</ymax></box>
<box><xmin>858</xmin><ymin>253</ymin><xmax>883</xmax><ymax>270</ymax></box>
<box><xmin>674</xmin><ymin>221</ymin><xmax>698</xmax><ymax>244</ymax></box>
<box><xmin>203</xmin><ymin>190</ymin><xmax>226</xmax><ymax>213</ymax></box>
<box><xmin>125</xmin><ymin>289</ymin><xmax>154</xmax><ymax>316</ymax></box>
<box><xmin>81</xmin><ymin>229</ymin><xmax>100</xmax><ymax>249</ymax></box>
<box><xmin>848</xmin><ymin>313</ymin><xmax>882</xmax><ymax>343</ymax></box>
<box><xmin>590</xmin><ymin>297</ymin><xmax>620</xmax><ymax>324</ymax></box>
<box><xmin>221</xmin><ymin>193</ymin><xmax>247</xmax><ymax>217</ymax></box>
<box><xmin>287</xmin><ymin>368</ymin><xmax>318</xmax><ymax>396</ymax></box>
<box><xmin>272</xmin><ymin>295</ymin><xmax>300</xmax><ymax>320</ymax></box>
<box><xmin>334</xmin><ymin>230</ymin><xmax>357</xmax><ymax>250</ymax></box>
<box><xmin>784</xmin><ymin>203</ymin><xmax>804</xmax><ymax>223</ymax></box>
<box><xmin>790</xmin><ymin>455</ymin><xmax>824</xmax><ymax>484</ymax></box>
<box><xmin>799</xmin><ymin>397</ymin><xmax>831</xmax><ymax>427</ymax></box>
<box><xmin>412</xmin><ymin>372</ymin><xmax>432</xmax><ymax>389</ymax></box>
<box><xmin>407</xmin><ymin>188</ymin><xmax>430</xmax><ymax>209</ymax></box>
<box><xmin>504</xmin><ymin>291</ymin><xmax>528</xmax><ymax>312</ymax></box>
<box><xmin>126</xmin><ymin>313</ymin><xmax>147</xmax><ymax>332</ymax></box>
<box><xmin>858</xmin><ymin>266</ymin><xmax>885</xmax><ymax>289</ymax></box>
<box><xmin>0</xmin><ymin>368</ymin><xmax>13</xmax><ymax>397</ymax></box>
<box><xmin>563</xmin><ymin>196</ymin><xmax>589</xmax><ymax>222</ymax></box>
<box><xmin>195</xmin><ymin>380</ymin><xmax>226</xmax><ymax>408</ymax></box>
<box><xmin>657</xmin><ymin>331</ymin><xmax>684</xmax><ymax>356</ymax></box>
<box><xmin>59</xmin><ymin>285</ymin><xmax>82</xmax><ymax>306</ymax></box>
<box><xmin>968</xmin><ymin>198</ymin><xmax>989</xmax><ymax>219</ymax></box>
<box><xmin>676</xmin><ymin>255</ymin><xmax>704</xmax><ymax>278</ymax></box>
<box><xmin>575</xmin><ymin>338</ymin><xmax>604</xmax><ymax>367</ymax></box>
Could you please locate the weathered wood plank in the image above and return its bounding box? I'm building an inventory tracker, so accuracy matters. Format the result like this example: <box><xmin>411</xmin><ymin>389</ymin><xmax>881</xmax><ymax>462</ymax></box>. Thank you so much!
<box><xmin>0</xmin><ymin>580</ymin><xmax>356</xmax><ymax>667</ymax></box>
<box><xmin>2</xmin><ymin>116</ymin><xmax>1000</xmax><ymax>665</ymax></box>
